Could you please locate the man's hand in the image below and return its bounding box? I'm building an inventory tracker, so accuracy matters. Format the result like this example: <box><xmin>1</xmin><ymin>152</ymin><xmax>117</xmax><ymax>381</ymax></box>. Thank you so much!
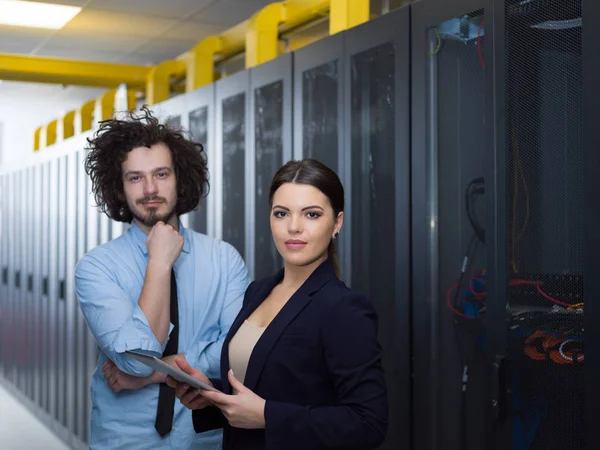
<box><xmin>103</xmin><ymin>361</ymin><xmax>158</xmax><ymax>393</ymax></box>
<box><xmin>165</xmin><ymin>355</ymin><xmax>212</xmax><ymax>410</ymax></box>
<box><xmin>146</xmin><ymin>222</ymin><xmax>184</xmax><ymax>269</ymax></box>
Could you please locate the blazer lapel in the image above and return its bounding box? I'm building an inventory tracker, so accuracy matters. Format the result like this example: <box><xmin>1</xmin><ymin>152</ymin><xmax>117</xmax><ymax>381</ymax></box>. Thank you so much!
<box><xmin>242</xmin><ymin>259</ymin><xmax>337</xmax><ymax>393</ymax></box>
<box><xmin>220</xmin><ymin>270</ymin><xmax>283</xmax><ymax>393</ymax></box>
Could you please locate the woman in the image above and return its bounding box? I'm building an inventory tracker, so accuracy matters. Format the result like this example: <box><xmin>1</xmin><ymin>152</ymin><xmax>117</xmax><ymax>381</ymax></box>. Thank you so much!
<box><xmin>167</xmin><ymin>159</ymin><xmax>388</xmax><ymax>449</ymax></box>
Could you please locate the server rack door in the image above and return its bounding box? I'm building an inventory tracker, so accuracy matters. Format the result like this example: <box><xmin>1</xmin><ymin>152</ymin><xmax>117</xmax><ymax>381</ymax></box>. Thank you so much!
<box><xmin>487</xmin><ymin>1</ymin><xmax>584</xmax><ymax>449</ymax></box>
<box><xmin>0</xmin><ymin>175</ymin><xmax>7</xmax><ymax>377</ymax></box>
<box><xmin>33</xmin><ymin>164</ymin><xmax>43</xmax><ymax>407</ymax></box>
<box><xmin>293</xmin><ymin>33</ymin><xmax>344</xmax><ymax>174</ymax></box>
<box><xmin>248</xmin><ymin>53</ymin><xmax>292</xmax><ymax>281</ymax></box>
<box><xmin>57</xmin><ymin>155</ymin><xmax>68</xmax><ymax>428</ymax></box>
<box><xmin>48</xmin><ymin>158</ymin><xmax>59</xmax><ymax>421</ymax></box>
<box><xmin>14</xmin><ymin>170</ymin><xmax>23</xmax><ymax>388</ymax></box>
<box><xmin>25</xmin><ymin>167</ymin><xmax>34</xmax><ymax>400</ymax></box>
<box><xmin>6</xmin><ymin>172</ymin><xmax>16</xmax><ymax>382</ymax></box>
<box><xmin>215</xmin><ymin>70</ymin><xmax>250</xmax><ymax>260</ymax></box>
<box><xmin>343</xmin><ymin>7</ymin><xmax>411</xmax><ymax>450</ymax></box>
<box><xmin>411</xmin><ymin>1</ymin><xmax>487</xmax><ymax>449</ymax></box>
<box><xmin>75</xmin><ymin>149</ymin><xmax>89</xmax><ymax>442</ymax></box>
<box><xmin>41</xmin><ymin>162</ymin><xmax>51</xmax><ymax>413</ymax></box>
<box><xmin>186</xmin><ymin>84</ymin><xmax>214</xmax><ymax>236</ymax></box>
<box><xmin>65</xmin><ymin>152</ymin><xmax>77</xmax><ymax>436</ymax></box>
<box><xmin>153</xmin><ymin>95</ymin><xmax>190</xmax><ymax>228</ymax></box>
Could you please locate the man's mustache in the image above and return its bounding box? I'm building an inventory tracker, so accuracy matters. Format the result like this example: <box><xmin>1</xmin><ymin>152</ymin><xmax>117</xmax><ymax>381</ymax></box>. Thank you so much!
<box><xmin>137</xmin><ymin>196</ymin><xmax>167</xmax><ymax>205</ymax></box>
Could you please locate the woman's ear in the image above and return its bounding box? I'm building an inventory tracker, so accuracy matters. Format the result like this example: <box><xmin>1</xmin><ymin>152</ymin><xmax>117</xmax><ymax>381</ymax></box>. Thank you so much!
<box><xmin>333</xmin><ymin>211</ymin><xmax>344</xmax><ymax>237</ymax></box>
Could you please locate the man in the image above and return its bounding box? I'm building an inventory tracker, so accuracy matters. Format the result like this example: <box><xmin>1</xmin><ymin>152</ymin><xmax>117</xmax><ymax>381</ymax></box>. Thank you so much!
<box><xmin>75</xmin><ymin>108</ymin><xmax>249</xmax><ymax>449</ymax></box>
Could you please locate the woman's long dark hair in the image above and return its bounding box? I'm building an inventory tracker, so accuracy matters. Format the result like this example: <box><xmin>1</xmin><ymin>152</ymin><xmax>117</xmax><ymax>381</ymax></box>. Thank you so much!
<box><xmin>269</xmin><ymin>159</ymin><xmax>344</xmax><ymax>278</ymax></box>
<box><xmin>84</xmin><ymin>107</ymin><xmax>209</xmax><ymax>223</ymax></box>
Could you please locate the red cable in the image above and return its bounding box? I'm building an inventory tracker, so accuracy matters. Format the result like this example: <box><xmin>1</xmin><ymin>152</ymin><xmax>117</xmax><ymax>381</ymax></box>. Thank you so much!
<box><xmin>477</xmin><ymin>19</ymin><xmax>485</xmax><ymax>69</ymax></box>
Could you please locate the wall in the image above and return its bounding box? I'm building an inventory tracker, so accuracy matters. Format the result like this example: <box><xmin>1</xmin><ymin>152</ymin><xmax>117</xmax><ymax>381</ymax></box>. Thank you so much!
<box><xmin>0</xmin><ymin>81</ymin><xmax>104</xmax><ymax>172</ymax></box>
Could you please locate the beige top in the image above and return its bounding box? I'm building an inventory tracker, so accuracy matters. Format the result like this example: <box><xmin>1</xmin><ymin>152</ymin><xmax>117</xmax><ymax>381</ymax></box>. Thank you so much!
<box><xmin>228</xmin><ymin>320</ymin><xmax>266</xmax><ymax>386</ymax></box>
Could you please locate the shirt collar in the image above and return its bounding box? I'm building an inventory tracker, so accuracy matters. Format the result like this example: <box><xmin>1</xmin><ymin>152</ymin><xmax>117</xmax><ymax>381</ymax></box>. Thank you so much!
<box><xmin>128</xmin><ymin>219</ymin><xmax>191</xmax><ymax>256</ymax></box>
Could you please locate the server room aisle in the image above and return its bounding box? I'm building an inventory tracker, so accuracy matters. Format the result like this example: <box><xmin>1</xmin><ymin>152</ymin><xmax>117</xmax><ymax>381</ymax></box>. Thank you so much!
<box><xmin>0</xmin><ymin>383</ymin><xmax>70</xmax><ymax>450</ymax></box>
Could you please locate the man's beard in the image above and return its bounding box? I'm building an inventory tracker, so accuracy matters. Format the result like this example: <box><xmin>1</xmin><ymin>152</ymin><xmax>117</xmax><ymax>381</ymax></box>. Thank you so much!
<box><xmin>130</xmin><ymin>196</ymin><xmax>176</xmax><ymax>227</ymax></box>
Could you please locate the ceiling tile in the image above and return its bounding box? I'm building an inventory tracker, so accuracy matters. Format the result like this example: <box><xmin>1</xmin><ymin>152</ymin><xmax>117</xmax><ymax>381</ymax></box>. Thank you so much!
<box><xmin>59</xmin><ymin>8</ymin><xmax>178</xmax><ymax>38</ymax></box>
<box><xmin>190</xmin><ymin>0</ymin><xmax>271</xmax><ymax>26</ymax></box>
<box><xmin>160</xmin><ymin>20</ymin><xmax>224</xmax><ymax>41</ymax></box>
<box><xmin>0</xmin><ymin>26</ymin><xmax>55</xmax><ymax>54</ymax></box>
<box><xmin>43</xmin><ymin>29</ymin><xmax>149</xmax><ymax>54</ymax></box>
<box><xmin>132</xmin><ymin>38</ymin><xmax>194</xmax><ymax>57</ymax></box>
<box><xmin>35</xmin><ymin>46</ymin><xmax>125</xmax><ymax>63</ymax></box>
<box><xmin>88</xmin><ymin>0</ymin><xmax>215</xmax><ymax>20</ymax></box>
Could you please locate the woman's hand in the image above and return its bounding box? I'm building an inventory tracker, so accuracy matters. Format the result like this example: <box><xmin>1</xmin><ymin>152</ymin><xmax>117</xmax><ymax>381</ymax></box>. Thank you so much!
<box><xmin>165</xmin><ymin>355</ymin><xmax>212</xmax><ymax>410</ymax></box>
<box><xmin>103</xmin><ymin>361</ymin><xmax>156</xmax><ymax>392</ymax></box>
<box><xmin>199</xmin><ymin>369</ymin><xmax>266</xmax><ymax>429</ymax></box>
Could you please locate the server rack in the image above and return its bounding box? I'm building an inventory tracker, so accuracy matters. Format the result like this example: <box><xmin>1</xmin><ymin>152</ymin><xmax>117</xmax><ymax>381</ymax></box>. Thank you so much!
<box><xmin>248</xmin><ymin>53</ymin><xmax>293</xmax><ymax>281</ymax></box>
<box><xmin>343</xmin><ymin>7</ymin><xmax>412</xmax><ymax>450</ymax></box>
<box><xmin>0</xmin><ymin>174</ymin><xmax>7</xmax><ymax>378</ymax></box>
<box><xmin>32</xmin><ymin>164</ymin><xmax>42</xmax><ymax>407</ymax></box>
<box><xmin>486</xmin><ymin>0</ymin><xmax>585</xmax><ymax>449</ymax></box>
<box><xmin>215</xmin><ymin>69</ymin><xmax>251</xmax><ymax>261</ymax></box>
<box><xmin>186</xmin><ymin>83</ymin><xmax>215</xmax><ymax>236</ymax></box>
<box><xmin>411</xmin><ymin>1</ymin><xmax>487</xmax><ymax>449</ymax></box>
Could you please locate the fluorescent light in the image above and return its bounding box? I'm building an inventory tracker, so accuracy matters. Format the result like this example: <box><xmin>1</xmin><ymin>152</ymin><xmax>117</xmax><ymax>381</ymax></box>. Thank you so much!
<box><xmin>0</xmin><ymin>0</ymin><xmax>81</xmax><ymax>29</ymax></box>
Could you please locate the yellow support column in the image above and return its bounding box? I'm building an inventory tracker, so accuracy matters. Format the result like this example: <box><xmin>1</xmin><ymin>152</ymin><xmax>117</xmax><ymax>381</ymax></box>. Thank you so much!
<box><xmin>186</xmin><ymin>37</ymin><xmax>223</xmax><ymax>92</ymax></box>
<box><xmin>146</xmin><ymin>60</ymin><xmax>186</xmax><ymax>105</ymax></box>
<box><xmin>246</xmin><ymin>2</ymin><xmax>285</xmax><ymax>68</ymax></box>
<box><xmin>97</xmin><ymin>89</ymin><xmax>116</xmax><ymax>122</ymax></box>
<box><xmin>62</xmin><ymin>110</ymin><xmax>76</xmax><ymax>140</ymax></box>
<box><xmin>34</xmin><ymin>126</ymin><xmax>42</xmax><ymax>151</ymax></box>
<box><xmin>46</xmin><ymin>120</ymin><xmax>58</xmax><ymax>147</ymax></box>
<box><xmin>80</xmin><ymin>99</ymin><xmax>96</xmax><ymax>132</ymax></box>
<box><xmin>127</xmin><ymin>89</ymin><xmax>137</xmax><ymax>110</ymax></box>
<box><xmin>329</xmin><ymin>0</ymin><xmax>369</xmax><ymax>34</ymax></box>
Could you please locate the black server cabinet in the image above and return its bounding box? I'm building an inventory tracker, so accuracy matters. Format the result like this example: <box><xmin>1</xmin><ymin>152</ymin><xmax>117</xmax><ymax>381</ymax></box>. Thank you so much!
<box><xmin>412</xmin><ymin>1</ymin><xmax>488</xmax><ymax>450</ymax></box>
<box><xmin>41</xmin><ymin>161</ymin><xmax>51</xmax><ymax>415</ymax></box>
<box><xmin>186</xmin><ymin>84</ymin><xmax>214</xmax><ymax>236</ymax></box>
<box><xmin>216</xmin><ymin>70</ymin><xmax>250</xmax><ymax>261</ymax></box>
<box><xmin>33</xmin><ymin>164</ymin><xmax>43</xmax><ymax>407</ymax></box>
<box><xmin>486</xmin><ymin>0</ymin><xmax>585</xmax><ymax>449</ymax></box>
<box><xmin>343</xmin><ymin>7</ymin><xmax>411</xmax><ymax>450</ymax></box>
<box><xmin>249</xmin><ymin>53</ymin><xmax>292</xmax><ymax>281</ymax></box>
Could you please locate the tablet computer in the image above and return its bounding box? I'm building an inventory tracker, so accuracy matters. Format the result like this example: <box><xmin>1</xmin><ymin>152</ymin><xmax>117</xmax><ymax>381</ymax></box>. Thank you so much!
<box><xmin>125</xmin><ymin>350</ymin><xmax>220</xmax><ymax>392</ymax></box>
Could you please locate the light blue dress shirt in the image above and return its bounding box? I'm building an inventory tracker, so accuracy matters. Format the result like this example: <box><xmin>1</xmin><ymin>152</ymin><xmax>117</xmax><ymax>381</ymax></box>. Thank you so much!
<box><xmin>75</xmin><ymin>221</ymin><xmax>249</xmax><ymax>449</ymax></box>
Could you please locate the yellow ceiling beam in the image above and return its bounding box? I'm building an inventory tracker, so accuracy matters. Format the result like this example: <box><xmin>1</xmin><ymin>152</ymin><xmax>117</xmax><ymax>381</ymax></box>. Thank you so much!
<box><xmin>245</xmin><ymin>0</ymin><xmax>330</xmax><ymax>69</ymax></box>
<box><xmin>80</xmin><ymin>99</ymin><xmax>95</xmax><ymax>133</ymax></box>
<box><xmin>329</xmin><ymin>0</ymin><xmax>370</xmax><ymax>34</ymax></box>
<box><xmin>0</xmin><ymin>53</ymin><xmax>151</xmax><ymax>89</ymax></box>
<box><xmin>146</xmin><ymin>60</ymin><xmax>187</xmax><ymax>105</ymax></box>
<box><xmin>62</xmin><ymin>110</ymin><xmax>76</xmax><ymax>140</ymax></box>
<box><xmin>34</xmin><ymin>127</ymin><xmax>42</xmax><ymax>151</ymax></box>
<box><xmin>46</xmin><ymin>120</ymin><xmax>58</xmax><ymax>147</ymax></box>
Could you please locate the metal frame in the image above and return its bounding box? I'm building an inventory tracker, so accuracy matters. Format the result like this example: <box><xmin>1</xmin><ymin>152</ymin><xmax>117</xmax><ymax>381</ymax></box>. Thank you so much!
<box><xmin>214</xmin><ymin>69</ymin><xmax>251</xmax><ymax>255</ymax></box>
<box><xmin>484</xmin><ymin>0</ymin><xmax>510</xmax><ymax>447</ymax></box>
<box><xmin>247</xmin><ymin>53</ymin><xmax>293</xmax><ymax>280</ymax></box>
<box><xmin>411</xmin><ymin>1</ymin><xmax>486</xmax><ymax>449</ymax></box>
<box><xmin>25</xmin><ymin>167</ymin><xmax>33</xmax><ymax>400</ymax></box>
<box><xmin>186</xmin><ymin>83</ymin><xmax>215</xmax><ymax>236</ymax></box>
<box><xmin>57</xmin><ymin>156</ymin><xmax>67</xmax><ymax>431</ymax></box>
<box><xmin>582</xmin><ymin>0</ymin><xmax>597</xmax><ymax>447</ymax></box>
<box><xmin>343</xmin><ymin>6</ymin><xmax>412</xmax><ymax>449</ymax></box>
<box><xmin>41</xmin><ymin>162</ymin><xmax>50</xmax><ymax>414</ymax></box>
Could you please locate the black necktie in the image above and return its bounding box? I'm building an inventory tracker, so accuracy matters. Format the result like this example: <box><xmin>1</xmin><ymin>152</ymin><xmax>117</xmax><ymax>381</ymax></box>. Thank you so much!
<box><xmin>155</xmin><ymin>268</ymin><xmax>179</xmax><ymax>437</ymax></box>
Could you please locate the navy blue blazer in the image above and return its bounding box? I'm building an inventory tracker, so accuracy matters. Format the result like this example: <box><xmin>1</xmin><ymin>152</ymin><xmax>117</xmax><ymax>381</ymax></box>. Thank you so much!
<box><xmin>192</xmin><ymin>258</ymin><xmax>388</xmax><ymax>450</ymax></box>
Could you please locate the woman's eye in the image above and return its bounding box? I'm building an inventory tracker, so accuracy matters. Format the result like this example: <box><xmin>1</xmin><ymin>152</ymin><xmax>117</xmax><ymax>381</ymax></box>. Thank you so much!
<box><xmin>306</xmin><ymin>212</ymin><xmax>321</xmax><ymax>219</ymax></box>
<box><xmin>273</xmin><ymin>211</ymin><xmax>287</xmax><ymax>218</ymax></box>
<box><xmin>157</xmin><ymin>172</ymin><xmax>167</xmax><ymax>178</ymax></box>
<box><xmin>130</xmin><ymin>176</ymin><xmax>140</xmax><ymax>182</ymax></box>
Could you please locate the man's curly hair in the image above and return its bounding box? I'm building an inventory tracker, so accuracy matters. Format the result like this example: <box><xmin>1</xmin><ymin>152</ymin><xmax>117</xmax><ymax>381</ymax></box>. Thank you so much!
<box><xmin>84</xmin><ymin>107</ymin><xmax>209</xmax><ymax>223</ymax></box>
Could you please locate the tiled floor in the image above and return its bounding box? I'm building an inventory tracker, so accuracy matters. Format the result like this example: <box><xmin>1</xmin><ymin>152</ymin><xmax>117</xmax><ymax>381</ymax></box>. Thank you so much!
<box><xmin>0</xmin><ymin>383</ymin><xmax>70</xmax><ymax>450</ymax></box>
